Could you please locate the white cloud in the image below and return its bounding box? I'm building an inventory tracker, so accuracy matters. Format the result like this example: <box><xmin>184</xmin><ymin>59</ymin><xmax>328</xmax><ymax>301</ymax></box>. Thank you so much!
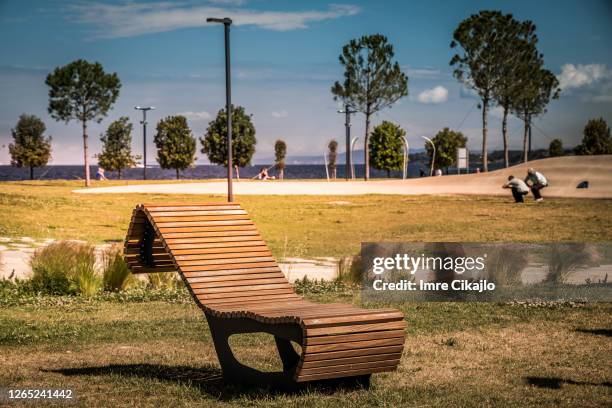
<box><xmin>417</xmin><ymin>86</ymin><xmax>448</xmax><ymax>104</ymax></box>
<box><xmin>179</xmin><ymin>111</ymin><xmax>212</xmax><ymax>120</ymax></box>
<box><xmin>557</xmin><ymin>64</ymin><xmax>610</xmax><ymax>90</ymax></box>
<box><xmin>271</xmin><ymin>110</ymin><xmax>288</xmax><ymax>118</ymax></box>
<box><xmin>71</xmin><ymin>2</ymin><xmax>361</xmax><ymax>38</ymax></box>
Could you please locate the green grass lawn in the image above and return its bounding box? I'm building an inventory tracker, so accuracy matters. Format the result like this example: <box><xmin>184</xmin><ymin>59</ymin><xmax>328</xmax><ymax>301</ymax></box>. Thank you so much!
<box><xmin>1</xmin><ymin>181</ymin><xmax>611</xmax><ymax>406</ymax></box>
<box><xmin>0</xmin><ymin>294</ymin><xmax>610</xmax><ymax>407</ymax></box>
<box><xmin>1</xmin><ymin>180</ymin><xmax>611</xmax><ymax>258</ymax></box>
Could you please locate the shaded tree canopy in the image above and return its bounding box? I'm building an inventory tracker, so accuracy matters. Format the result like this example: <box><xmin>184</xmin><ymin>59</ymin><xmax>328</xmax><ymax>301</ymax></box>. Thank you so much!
<box><xmin>426</xmin><ymin>128</ymin><xmax>468</xmax><ymax>172</ymax></box>
<box><xmin>368</xmin><ymin>121</ymin><xmax>405</xmax><ymax>177</ymax></box>
<box><xmin>274</xmin><ymin>140</ymin><xmax>287</xmax><ymax>169</ymax></box>
<box><xmin>575</xmin><ymin>117</ymin><xmax>612</xmax><ymax>155</ymax></box>
<box><xmin>9</xmin><ymin>114</ymin><xmax>52</xmax><ymax>179</ymax></box>
<box><xmin>97</xmin><ymin>116</ymin><xmax>139</xmax><ymax>179</ymax></box>
<box><xmin>154</xmin><ymin>115</ymin><xmax>196</xmax><ymax>179</ymax></box>
<box><xmin>201</xmin><ymin>105</ymin><xmax>256</xmax><ymax>168</ymax></box>
<box><xmin>548</xmin><ymin>139</ymin><xmax>564</xmax><ymax>157</ymax></box>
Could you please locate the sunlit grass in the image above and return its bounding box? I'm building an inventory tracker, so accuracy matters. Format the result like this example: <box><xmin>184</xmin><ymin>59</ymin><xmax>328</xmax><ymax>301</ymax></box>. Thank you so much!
<box><xmin>1</xmin><ymin>180</ymin><xmax>611</xmax><ymax>258</ymax></box>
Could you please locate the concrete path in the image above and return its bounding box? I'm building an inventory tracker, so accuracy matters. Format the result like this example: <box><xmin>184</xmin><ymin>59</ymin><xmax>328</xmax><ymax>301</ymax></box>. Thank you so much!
<box><xmin>73</xmin><ymin>156</ymin><xmax>612</xmax><ymax>199</ymax></box>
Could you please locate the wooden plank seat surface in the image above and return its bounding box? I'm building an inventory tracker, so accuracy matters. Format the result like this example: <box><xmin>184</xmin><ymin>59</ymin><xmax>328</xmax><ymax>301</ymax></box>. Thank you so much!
<box><xmin>124</xmin><ymin>202</ymin><xmax>405</xmax><ymax>387</ymax></box>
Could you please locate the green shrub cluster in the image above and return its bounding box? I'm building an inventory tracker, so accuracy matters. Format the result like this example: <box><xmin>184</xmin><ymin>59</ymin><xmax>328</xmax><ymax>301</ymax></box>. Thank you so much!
<box><xmin>26</xmin><ymin>241</ymin><xmax>137</xmax><ymax>297</ymax></box>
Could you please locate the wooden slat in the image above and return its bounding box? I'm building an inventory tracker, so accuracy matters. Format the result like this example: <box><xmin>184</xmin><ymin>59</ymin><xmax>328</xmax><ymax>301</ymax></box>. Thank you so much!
<box><xmin>302</xmin><ymin>345</ymin><xmax>405</xmax><ymax>362</ymax></box>
<box><xmin>171</xmin><ymin>242</ymin><xmax>268</xmax><ymax>253</ymax></box>
<box><xmin>297</xmin><ymin>365</ymin><xmax>397</xmax><ymax>382</ymax></box>
<box><xmin>303</xmin><ymin>311</ymin><xmax>405</xmax><ymax>327</ymax></box>
<box><xmin>299</xmin><ymin>352</ymin><xmax>402</xmax><ymax>369</ymax></box>
<box><xmin>299</xmin><ymin>358</ymin><xmax>400</xmax><ymax>376</ymax></box>
<box><xmin>180</xmin><ymin>261</ymin><xmax>277</xmax><ymax>272</ymax></box>
<box><xmin>182</xmin><ymin>266</ymin><xmax>282</xmax><ymax>278</ymax></box>
<box><xmin>305</xmin><ymin>336</ymin><xmax>405</xmax><ymax>354</ymax></box>
<box><xmin>158</xmin><ymin>225</ymin><xmax>258</xmax><ymax>234</ymax></box>
<box><xmin>148</xmin><ymin>210</ymin><xmax>247</xmax><ymax>217</ymax></box>
<box><xmin>176</xmin><ymin>256</ymin><xmax>275</xmax><ymax>267</ymax></box>
<box><xmin>154</xmin><ymin>215</ymin><xmax>251</xmax><ymax>222</ymax></box>
<box><xmin>306</xmin><ymin>320</ymin><xmax>406</xmax><ymax>337</ymax></box>
<box><xmin>156</xmin><ymin>220</ymin><xmax>253</xmax><ymax>228</ymax></box>
<box><xmin>305</xmin><ymin>329</ymin><xmax>406</xmax><ymax>346</ymax></box>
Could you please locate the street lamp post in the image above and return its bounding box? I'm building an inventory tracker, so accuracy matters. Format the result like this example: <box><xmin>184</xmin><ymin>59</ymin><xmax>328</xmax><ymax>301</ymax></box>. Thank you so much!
<box><xmin>402</xmin><ymin>136</ymin><xmax>409</xmax><ymax>180</ymax></box>
<box><xmin>134</xmin><ymin>106</ymin><xmax>155</xmax><ymax>180</ymax></box>
<box><xmin>350</xmin><ymin>136</ymin><xmax>360</xmax><ymax>180</ymax></box>
<box><xmin>338</xmin><ymin>104</ymin><xmax>356</xmax><ymax>181</ymax></box>
<box><xmin>421</xmin><ymin>136</ymin><xmax>436</xmax><ymax>177</ymax></box>
<box><xmin>207</xmin><ymin>17</ymin><xmax>234</xmax><ymax>202</ymax></box>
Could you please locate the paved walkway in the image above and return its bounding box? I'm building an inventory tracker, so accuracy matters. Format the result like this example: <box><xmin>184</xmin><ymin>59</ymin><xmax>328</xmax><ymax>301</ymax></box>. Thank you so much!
<box><xmin>74</xmin><ymin>156</ymin><xmax>612</xmax><ymax>198</ymax></box>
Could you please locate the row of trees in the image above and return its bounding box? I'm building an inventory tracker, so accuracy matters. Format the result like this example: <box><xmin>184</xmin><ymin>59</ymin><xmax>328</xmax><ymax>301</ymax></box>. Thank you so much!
<box><xmin>331</xmin><ymin>10</ymin><xmax>561</xmax><ymax>178</ymax></box>
<box><xmin>9</xmin><ymin>111</ymin><xmax>610</xmax><ymax>180</ymax></box>
<box><xmin>450</xmin><ymin>10</ymin><xmax>560</xmax><ymax>171</ymax></box>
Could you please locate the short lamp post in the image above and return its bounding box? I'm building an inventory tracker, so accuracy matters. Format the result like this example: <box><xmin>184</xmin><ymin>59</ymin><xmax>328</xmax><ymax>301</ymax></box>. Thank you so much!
<box><xmin>207</xmin><ymin>17</ymin><xmax>234</xmax><ymax>202</ymax></box>
<box><xmin>421</xmin><ymin>136</ymin><xmax>436</xmax><ymax>177</ymax></box>
<box><xmin>134</xmin><ymin>106</ymin><xmax>155</xmax><ymax>180</ymax></box>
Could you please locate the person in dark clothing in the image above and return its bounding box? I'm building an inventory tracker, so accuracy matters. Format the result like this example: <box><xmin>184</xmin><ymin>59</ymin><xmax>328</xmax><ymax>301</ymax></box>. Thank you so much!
<box><xmin>503</xmin><ymin>175</ymin><xmax>529</xmax><ymax>203</ymax></box>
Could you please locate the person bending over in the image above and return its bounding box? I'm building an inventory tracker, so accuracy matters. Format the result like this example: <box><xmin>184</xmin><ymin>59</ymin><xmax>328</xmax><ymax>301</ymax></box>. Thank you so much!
<box><xmin>524</xmin><ymin>168</ymin><xmax>548</xmax><ymax>202</ymax></box>
<box><xmin>503</xmin><ymin>175</ymin><xmax>529</xmax><ymax>203</ymax></box>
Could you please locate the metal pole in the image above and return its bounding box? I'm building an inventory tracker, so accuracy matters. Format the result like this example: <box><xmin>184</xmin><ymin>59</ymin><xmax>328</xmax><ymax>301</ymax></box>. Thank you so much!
<box><xmin>208</xmin><ymin>17</ymin><xmax>234</xmax><ymax>202</ymax></box>
<box><xmin>350</xmin><ymin>136</ymin><xmax>360</xmax><ymax>180</ymax></box>
<box><xmin>143</xmin><ymin>110</ymin><xmax>147</xmax><ymax>180</ymax></box>
<box><xmin>135</xmin><ymin>106</ymin><xmax>154</xmax><ymax>180</ymax></box>
<box><xmin>345</xmin><ymin>108</ymin><xmax>351</xmax><ymax>180</ymax></box>
<box><xmin>402</xmin><ymin>136</ymin><xmax>409</xmax><ymax>180</ymax></box>
<box><xmin>224</xmin><ymin>21</ymin><xmax>233</xmax><ymax>202</ymax></box>
<box><xmin>421</xmin><ymin>136</ymin><xmax>435</xmax><ymax>176</ymax></box>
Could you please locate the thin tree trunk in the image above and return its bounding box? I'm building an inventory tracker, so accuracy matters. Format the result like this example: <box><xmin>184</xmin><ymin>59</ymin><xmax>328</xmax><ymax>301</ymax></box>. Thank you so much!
<box><xmin>481</xmin><ymin>99</ymin><xmax>488</xmax><ymax>172</ymax></box>
<box><xmin>528</xmin><ymin>117</ymin><xmax>532</xmax><ymax>161</ymax></box>
<box><xmin>364</xmin><ymin>110</ymin><xmax>371</xmax><ymax>181</ymax></box>
<box><xmin>83</xmin><ymin>120</ymin><xmax>90</xmax><ymax>187</ymax></box>
<box><xmin>522</xmin><ymin>115</ymin><xmax>529</xmax><ymax>163</ymax></box>
<box><xmin>118</xmin><ymin>169</ymin><xmax>122</xmax><ymax>180</ymax></box>
<box><xmin>235</xmin><ymin>165</ymin><xmax>240</xmax><ymax>179</ymax></box>
<box><xmin>30</xmin><ymin>166</ymin><xmax>34</xmax><ymax>180</ymax></box>
<box><xmin>279</xmin><ymin>168</ymin><xmax>284</xmax><ymax>180</ymax></box>
<box><xmin>502</xmin><ymin>106</ymin><xmax>509</xmax><ymax>168</ymax></box>
<box><xmin>176</xmin><ymin>169</ymin><xmax>180</xmax><ymax>179</ymax></box>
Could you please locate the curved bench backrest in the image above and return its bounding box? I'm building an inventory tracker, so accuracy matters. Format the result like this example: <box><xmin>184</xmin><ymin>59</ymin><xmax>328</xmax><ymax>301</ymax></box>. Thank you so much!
<box><xmin>124</xmin><ymin>203</ymin><xmax>299</xmax><ymax>309</ymax></box>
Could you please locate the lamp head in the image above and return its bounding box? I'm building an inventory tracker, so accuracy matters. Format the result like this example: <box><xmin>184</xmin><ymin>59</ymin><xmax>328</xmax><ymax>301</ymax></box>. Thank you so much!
<box><xmin>207</xmin><ymin>17</ymin><xmax>232</xmax><ymax>24</ymax></box>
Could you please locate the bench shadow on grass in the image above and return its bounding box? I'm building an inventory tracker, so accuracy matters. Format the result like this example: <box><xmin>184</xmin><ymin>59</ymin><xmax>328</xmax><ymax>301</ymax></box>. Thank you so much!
<box><xmin>524</xmin><ymin>377</ymin><xmax>612</xmax><ymax>390</ymax></box>
<box><xmin>46</xmin><ymin>364</ymin><xmax>368</xmax><ymax>400</ymax></box>
<box><xmin>574</xmin><ymin>328</ymin><xmax>612</xmax><ymax>337</ymax></box>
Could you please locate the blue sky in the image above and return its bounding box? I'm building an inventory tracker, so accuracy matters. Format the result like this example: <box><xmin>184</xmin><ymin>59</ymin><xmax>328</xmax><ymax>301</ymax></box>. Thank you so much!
<box><xmin>0</xmin><ymin>0</ymin><xmax>611</xmax><ymax>164</ymax></box>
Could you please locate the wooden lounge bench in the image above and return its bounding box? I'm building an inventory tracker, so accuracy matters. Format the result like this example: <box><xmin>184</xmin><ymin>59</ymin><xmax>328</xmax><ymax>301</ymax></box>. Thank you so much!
<box><xmin>124</xmin><ymin>202</ymin><xmax>405</xmax><ymax>388</ymax></box>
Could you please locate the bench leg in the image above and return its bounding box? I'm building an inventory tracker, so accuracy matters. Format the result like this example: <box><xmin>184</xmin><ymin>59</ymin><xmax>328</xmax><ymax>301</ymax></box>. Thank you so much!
<box><xmin>205</xmin><ymin>313</ymin><xmax>303</xmax><ymax>389</ymax></box>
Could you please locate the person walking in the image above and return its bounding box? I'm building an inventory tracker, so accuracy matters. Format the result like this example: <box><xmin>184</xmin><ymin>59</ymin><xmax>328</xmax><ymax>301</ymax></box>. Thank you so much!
<box><xmin>524</xmin><ymin>168</ymin><xmax>548</xmax><ymax>202</ymax></box>
<box><xmin>503</xmin><ymin>175</ymin><xmax>529</xmax><ymax>203</ymax></box>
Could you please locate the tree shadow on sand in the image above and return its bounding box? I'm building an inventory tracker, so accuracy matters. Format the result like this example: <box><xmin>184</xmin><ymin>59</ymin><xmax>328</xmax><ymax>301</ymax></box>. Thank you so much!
<box><xmin>46</xmin><ymin>363</ymin><xmax>369</xmax><ymax>400</ymax></box>
<box><xmin>524</xmin><ymin>376</ymin><xmax>612</xmax><ymax>390</ymax></box>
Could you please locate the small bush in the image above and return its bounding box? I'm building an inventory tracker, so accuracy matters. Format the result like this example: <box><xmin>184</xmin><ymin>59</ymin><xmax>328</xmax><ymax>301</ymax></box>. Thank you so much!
<box><xmin>102</xmin><ymin>245</ymin><xmax>133</xmax><ymax>291</ymax></box>
<box><xmin>147</xmin><ymin>272</ymin><xmax>182</xmax><ymax>290</ymax></box>
<box><xmin>30</xmin><ymin>242</ymin><xmax>77</xmax><ymax>295</ymax></box>
<box><xmin>29</xmin><ymin>241</ymin><xmax>101</xmax><ymax>296</ymax></box>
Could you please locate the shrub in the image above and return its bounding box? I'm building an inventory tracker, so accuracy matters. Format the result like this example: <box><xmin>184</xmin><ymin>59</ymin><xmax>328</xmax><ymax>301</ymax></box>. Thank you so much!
<box><xmin>30</xmin><ymin>241</ymin><xmax>77</xmax><ymax>295</ymax></box>
<box><xmin>102</xmin><ymin>245</ymin><xmax>133</xmax><ymax>291</ymax></box>
<box><xmin>29</xmin><ymin>241</ymin><xmax>101</xmax><ymax>296</ymax></box>
<box><xmin>147</xmin><ymin>272</ymin><xmax>182</xmax><ymax>290</ymax></box>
